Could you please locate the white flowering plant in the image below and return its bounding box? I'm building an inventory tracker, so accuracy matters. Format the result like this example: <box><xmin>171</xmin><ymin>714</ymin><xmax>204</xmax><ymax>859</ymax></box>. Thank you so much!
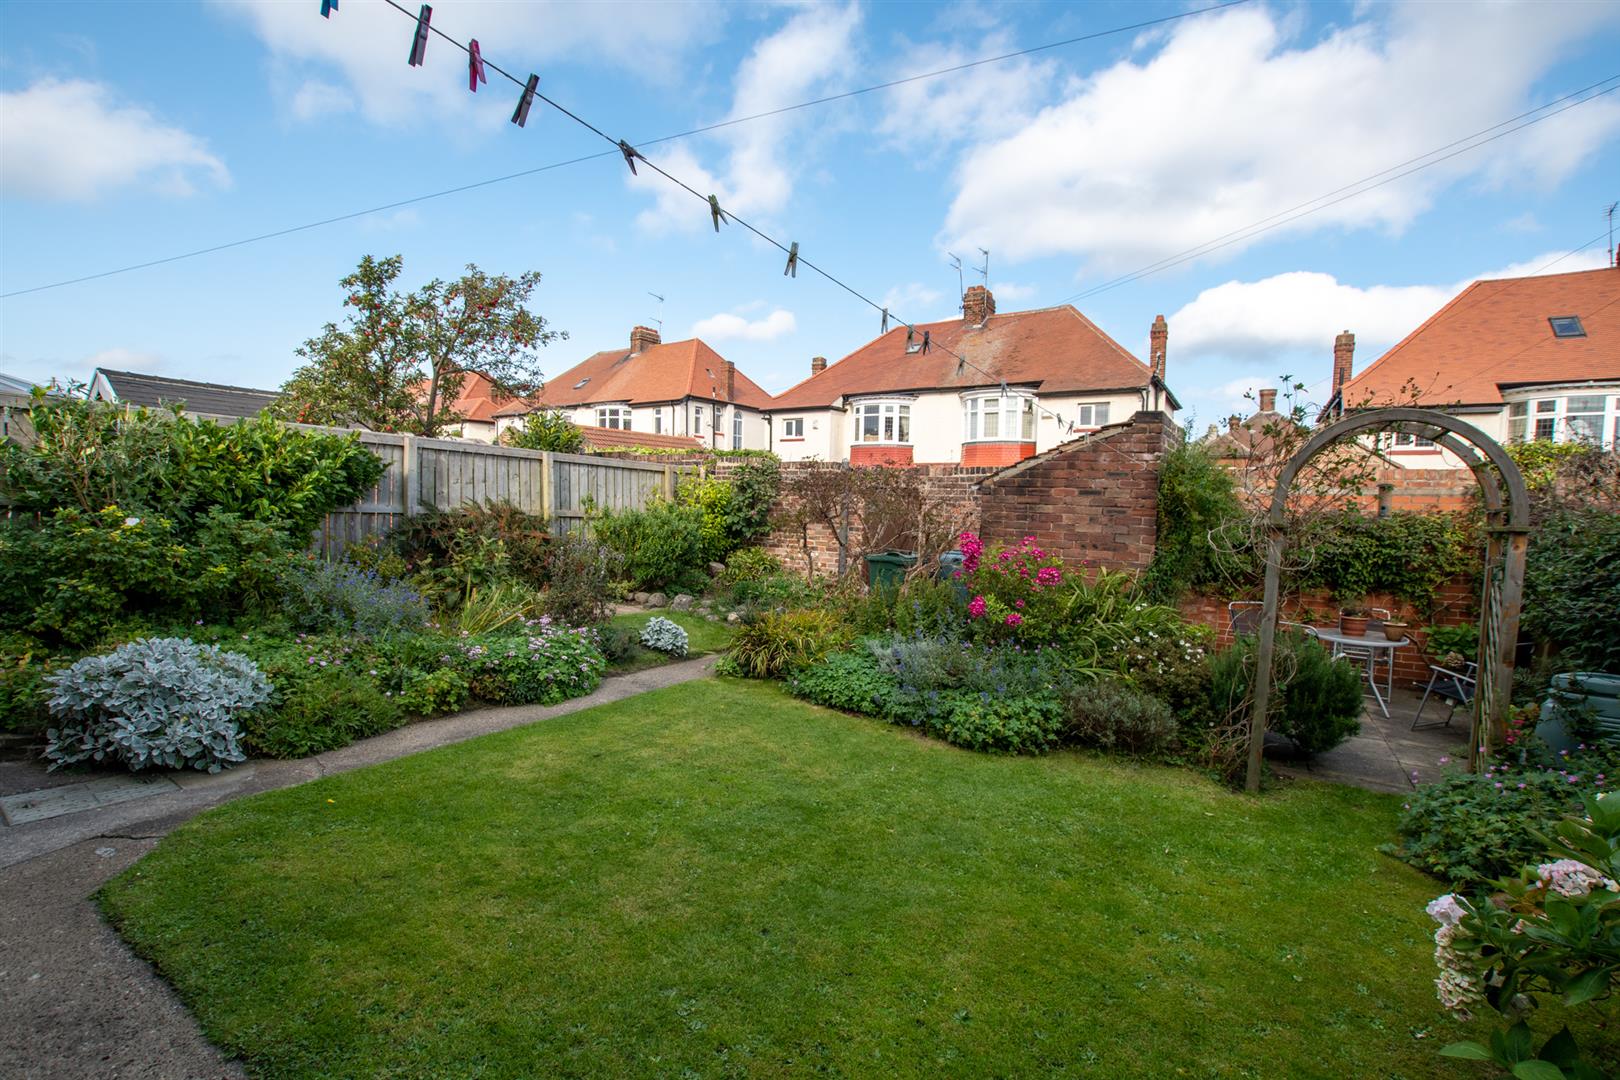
<box><xmin>1428</xmin><ymin>791</ymin><xmax>1619</xmax><ymax>1079</ymax></box>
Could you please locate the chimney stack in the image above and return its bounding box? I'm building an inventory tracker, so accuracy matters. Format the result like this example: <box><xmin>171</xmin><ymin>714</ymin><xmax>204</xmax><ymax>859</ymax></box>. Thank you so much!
<box><xmin>725</xmin><ymin>360</ymin><xmax>736</xmax><ymax>402</ymax></box>
<box><xmin>1258</xmin><ymin>388</ymin><xmax>1277</xmax><ymax>413</ymax></box>
<box><xmin>630</xmin><ymin>325</ymin><xmax>661</xmax><ymax>354</ymax></box>
<box><xmin>962</xmin><ymin>285</ymin><xmax>996</xmax><ymax>324</ymax></box>
<box><xmin>1227</xmin><ymin>415</ymin><xmax>1241</xmax><ymax>435</ymax></box>
<box><xmin>810</xmin><ymin>356</ymin><xmax>827</xmax><ymax>375</ymax></box>
<box><xmin>1149</xmin><ymin>315</ymin><xmax>1168</xmax><ymax>383</ymax></box>
<box><xmin>1332</xmin><ymin>330</ymin><xmax>1355</xmax><ymax>396</ymax></box>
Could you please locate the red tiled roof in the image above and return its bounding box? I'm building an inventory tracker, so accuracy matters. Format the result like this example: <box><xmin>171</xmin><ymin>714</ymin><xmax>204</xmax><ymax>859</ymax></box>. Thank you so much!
<box><xmin>577</xmin><ymin>425</ymin><xmax>703</xmax><ymax>451</ymax></box>
<box><xmin>769</xmin><ymin>305</ymin><xmax>1154</xmax><ymax>410</ymax></box>
<box><xmin>523</xmin><ymin>338</ymin><xmax>772</xmax><ymax>413</ymax></box>
<box><xmin>1344</xmin><ymin>267</ymin><xmax>1620</xmax><ymax>407</ymax></box>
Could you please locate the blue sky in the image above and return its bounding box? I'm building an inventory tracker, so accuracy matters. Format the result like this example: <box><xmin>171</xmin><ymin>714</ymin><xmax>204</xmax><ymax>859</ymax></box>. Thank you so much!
<box><xmin>2</xmin><ymin>0</ymin><xmax>1617</xmax><ymax>429</ymax></box>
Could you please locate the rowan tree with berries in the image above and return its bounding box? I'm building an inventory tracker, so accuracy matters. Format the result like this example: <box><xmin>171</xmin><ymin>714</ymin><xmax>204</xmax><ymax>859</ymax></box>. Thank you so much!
<box><xmin>276</xmin><ymin>254</ymin><xmax>565</xmax><ymax>436</ymax></box>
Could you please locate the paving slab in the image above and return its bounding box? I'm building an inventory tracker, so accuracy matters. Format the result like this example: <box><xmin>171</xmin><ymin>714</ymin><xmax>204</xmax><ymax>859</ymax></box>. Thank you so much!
<box><xmin>0</xmin><ymin>774</ymin><xmax>181</xmax><ymax>826</ymax></box>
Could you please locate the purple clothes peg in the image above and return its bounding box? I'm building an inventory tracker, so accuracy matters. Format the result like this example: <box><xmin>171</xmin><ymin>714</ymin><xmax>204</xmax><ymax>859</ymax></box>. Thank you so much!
<box><xmin>407</xmin><ymin>4</ymin><xmax>431</xmax><ymax>67</ymax></box>
<box><xmin>512</xmin><ymin>74</ymin><xmax>539</xmax><ymax>126</ymax></box>
<box><xmin>468</xmin><ymin>39</ymin><xmax>487</xmax><ymax>92</ymax></box>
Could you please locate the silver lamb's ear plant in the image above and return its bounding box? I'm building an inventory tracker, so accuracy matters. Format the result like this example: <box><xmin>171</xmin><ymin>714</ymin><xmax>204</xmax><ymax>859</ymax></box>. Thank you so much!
<box><xmin>44</xmin><ymin>637</ymin><xmax>269</xmax><ymax>773</ymax></box>
<box><xmin>640</xmin><ymin>616</ymin><xmax>690</xmax><ymax>658</ymax></box>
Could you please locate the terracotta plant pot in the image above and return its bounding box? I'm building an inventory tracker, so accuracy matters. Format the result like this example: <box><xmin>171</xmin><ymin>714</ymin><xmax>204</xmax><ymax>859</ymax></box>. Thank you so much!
<box><xmin>1340</xmin><ymin>614</ymin><xmax>1369</xmax><ymax>637</ymax></box>
<box><xmin>1383</xmin><ymin>621</ymin><xmax>1409</xmax><ymax>642</ymax></box>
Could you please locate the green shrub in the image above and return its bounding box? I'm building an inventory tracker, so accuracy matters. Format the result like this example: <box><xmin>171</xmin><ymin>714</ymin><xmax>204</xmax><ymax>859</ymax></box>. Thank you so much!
<box><xmin>1423</xmin><ymin>623</ymin><xmax>1479</xmax><ymax>664</ymax></box>
<box><xmin>1143</xmin><ymin>440</ymin><xmax>1243</xmax><ymax>602</ymax></box>
<box><xmin>1111</xmin><ymin>625</ymin><xmax>1216</xmax><ymax>729</ymax></box>
<box><xmin>1065</xmin><ymin>679</ymin><xmax>1177</xmax><ymax>756</ymax></box>
<box><xmin>0</xmin><ymin>508</ymin><xmax>294</xmax><ymax>647</ymax></box>
<box><xmin>848</xmin><ymin>577</ymin><xmax>968</xmax><ymax>639</ymax></box>
<box><xmin>0</xmin><ymin>398</ymin><xmax>384</xmax><ymax>538</ymax></box>
<box><xmin>44</xmin><ymin>638</ymin><xmax>270</xmax><ymax>772</ymax></box>
<box><xmin>243</xmin><ymin>669</ymin><xmax>403</xmax><ymax>758</ymax></box>
<box><xmin>789</xmin><ymin>650</ymin><xmax>898</xmax><ymax>716</ymax></box>
<box><xmin>1523</xmin><ymin>508</ymin><xmax>1620</xmax><ymax>671</ymax></box>
<box><xmin>541</xmin><ymin>533</ymin><xmax>620</xmax><ymax>627</ymax></box>
<box><xmin>596</xmin><ymin>627</ymin><xmax>644</xmax><ymax>665</ymax></box>
<box><xmin>591</xmin><ymin>501</ymin><xmax>705</xmax><ymax>592</ymax></box>
<box><xmin>731</xmin><ymin>571</ymin><xmax>824</xmax><ymax>612</ymax></box>
<box><xmin>457</xmin><ymin>625</ymin><xmax>606</xmax><ymax>705</ymax></box>
<box><xmin>1208</xmin><ymin>631</ymin><xmax>1362</xmax><ymax>756</ymax></box>
<box><xmin>936</xmin><ymin>693</ymin><xmax>1066</xmax><ymax>755</ymax></box>
<box><xmin>500</xmin><ymin>409</ymin><xmax>584</xmax><ymax>454</ymax></box>
<box><xmin>717</xmin><ymin>547</ymin><xmax>782</xmax><ymax>587</ymax></box>
<box><xmin>727</xmin><ymin>609</ymin><xmax>850</xmax><ymax>679</ymax></box>
<box><xmin>390</xmin><ymin>502</ymin><xmax>552</xmax><ymax>590</ymax></box>
<box><xmin>0</xmin><ymin>640</ymin><xmax>56</xmax><ymax>736</ymax></box>
<box><xmin>398</xmin><ymin>668</ymin><xmax>470</xmax><ymax>717</ymax></box>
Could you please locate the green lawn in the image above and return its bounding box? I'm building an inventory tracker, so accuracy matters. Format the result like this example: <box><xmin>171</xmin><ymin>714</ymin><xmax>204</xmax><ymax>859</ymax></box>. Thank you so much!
<box><xmin>603</xmin><ymin>609</ymin><xmax>735</xmax><ymax>672</ymax></box>
<box><xmin>100</xmin><ymin>679</ymin><xmax>1609</xmax><ymax>1079</ymax></box>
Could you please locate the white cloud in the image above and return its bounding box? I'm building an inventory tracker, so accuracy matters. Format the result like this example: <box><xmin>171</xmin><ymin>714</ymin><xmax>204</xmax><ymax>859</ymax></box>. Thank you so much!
<box><xmin>215</xmin><ymin>0</ymin><xmax>724</xmax><ymax>130</ymax></box>
<box><xmin>1168</xmin><ymin>248</ymin><xmax>1613</xmax><ymax>361</ymax></box>
<box><xmin>630</xmin><ymin>4</ymin><xmax>862</xmax><ymax>229</ymax></box>
<box><xmin>877</xmin><ymin>30</ymin><xmax>1055</xmax><ymax>152</ymax></box>
<box><xmin>691</xmin><ymin>308</ymin><xmax>797</xmax><ymax>342</ymax></box>
<box><xmin>990</xmin><ymin>281</ymin><xmax>1038</xmax><ymax>302</ymax></box>
<box><xmin>879</xmin><ymin>282</ymin><xmax>944</xmax><ymax>319</ymax></box>
<box><xmin>0</xmin><ymin>79</ymin><xmax>228</xmax><ymax>201</ymax></box>
<box><xmin>941</xmin><ymin>2</ymin><xmax>1620</xmax><ymax>270</ymax></box>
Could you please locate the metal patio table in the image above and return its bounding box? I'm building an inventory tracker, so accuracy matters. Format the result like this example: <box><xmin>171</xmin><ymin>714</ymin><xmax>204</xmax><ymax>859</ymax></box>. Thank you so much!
<box><xmin>1311</xmin><ymin>626</ymin><xmax>1412</xmax><ymax>718</ymax></box>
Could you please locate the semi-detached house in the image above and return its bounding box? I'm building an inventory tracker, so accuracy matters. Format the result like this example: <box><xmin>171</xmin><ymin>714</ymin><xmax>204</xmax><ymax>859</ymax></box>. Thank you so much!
<box><xmin>494</xmin><ymin>325</ymin><xmax>774</xmax><ymax>451</ymax></box>
<box><xmin>1324</xmin><ymin>258</ymin><xmax>1620</xmax><ymax>465</ymax></box>
<box><xmin>765</xmin><ymin>286</ymin><xmax>1179</xmax><ymax>466</ymax></box>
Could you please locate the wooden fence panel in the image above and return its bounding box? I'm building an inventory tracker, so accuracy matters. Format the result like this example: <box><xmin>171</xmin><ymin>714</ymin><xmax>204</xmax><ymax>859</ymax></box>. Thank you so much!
<box><xmin>315</xmin><ymin>435</ymin><xmax>681</xmax><ymax>553</ymax></box>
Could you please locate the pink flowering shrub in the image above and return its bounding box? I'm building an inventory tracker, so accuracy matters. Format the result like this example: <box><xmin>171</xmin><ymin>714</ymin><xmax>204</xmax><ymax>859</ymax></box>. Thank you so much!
<box><xmin>956</xmin><ymin>532</ymin><xmax>1069</xmax><ymax>646</ymax></box>
<box><xmin>1425</xmin><ymin>791</ymin><xmax>1618</xmax><ymax>1076</ymax></box>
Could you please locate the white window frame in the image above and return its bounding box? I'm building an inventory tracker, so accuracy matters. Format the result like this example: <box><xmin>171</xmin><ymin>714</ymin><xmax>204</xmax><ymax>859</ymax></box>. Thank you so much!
<box><xmin>962</xmin><ymin>389</ymin><xmax>1036</xmax><ymax>442</ymax></box>
<box><xmin>1073</xmin><ymin>401</ymin><xmax>1111</xmax><ymax>430</ymax></box>
<box><xmin>851</xmin><ymin>398</ymin><xmax>912</xmax><ymax>445</ymax></box>
<box><xmin>732</xmin><ymin>411</ymin><xmax>743</xmax><ymax>450</ymax></box>
<box><xmin>692</xmin><ymin>405</ymin><xmax>704</xmax><ymax>435</ymax></box>
<box><xmin>595</xmin><ymin>405</ymin><xmax>632</xmax><ymax>431</ymax></box>
<box><xmin>1507</xmin><ymin>392</ymin><xmax>1620</xmax><ymax>449</ymax></box>
<box><xmin>781</xmin><ymin>417</ymin><xmax>805</xmax><ymax>439</ymax></box>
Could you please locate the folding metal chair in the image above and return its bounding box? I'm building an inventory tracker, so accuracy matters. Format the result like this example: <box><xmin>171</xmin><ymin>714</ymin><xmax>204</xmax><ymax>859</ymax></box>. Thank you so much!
<box><xmin>1412</xmin><ymin>662</ymin><xmax>1477</xmax><ymax>731</ymax></box>
<box><xmin>1228</xmin><ymin>601</ymin><xmax>1262</xmax><ymax>637</ymax></box>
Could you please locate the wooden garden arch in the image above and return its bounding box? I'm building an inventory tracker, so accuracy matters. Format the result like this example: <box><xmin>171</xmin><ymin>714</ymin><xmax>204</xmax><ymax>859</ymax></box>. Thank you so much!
<box><xmin>1243</xmin><ymin>407</ymin><xmax>1531</xmax><ymax>793</ymax></box>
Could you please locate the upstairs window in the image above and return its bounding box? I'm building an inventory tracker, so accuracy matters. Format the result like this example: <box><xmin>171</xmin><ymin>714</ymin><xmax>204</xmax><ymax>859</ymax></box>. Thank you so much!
<box><xmin>595</xmin><ymin>406</ymin><xmax>631</xmax><ymax>430</ymax></box>
<box><xmin>1548</xmin><ymin>316</ymin><xmax>1586</xmax><ymax>338</ymax></box>
<box><xmin>1074</xmin><ymin>402</ymin><xmax>1111</xmax><ymax>429</ymax></box>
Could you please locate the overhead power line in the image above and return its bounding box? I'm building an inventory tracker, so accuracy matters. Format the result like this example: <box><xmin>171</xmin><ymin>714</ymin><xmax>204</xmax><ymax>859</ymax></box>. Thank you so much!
<box><xmin>0</xmin><ymin>0</ymin><xmax>1249</xmax><ymax>301</ymax></box>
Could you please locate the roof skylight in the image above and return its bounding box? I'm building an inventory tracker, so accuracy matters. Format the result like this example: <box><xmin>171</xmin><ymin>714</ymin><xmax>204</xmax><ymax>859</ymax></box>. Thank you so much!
<box><xmin>573</xmin><ymin>377</ymin><xmax>591</xmax><ymax>389</ymax></box>
<box><xmin>1549</xmin><ymin>316</ymin><xmax>1586</xmax><ymax>338</ymax></box>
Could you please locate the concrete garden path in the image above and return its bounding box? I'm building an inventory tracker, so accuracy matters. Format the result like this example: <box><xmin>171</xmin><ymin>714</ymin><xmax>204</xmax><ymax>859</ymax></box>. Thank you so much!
<box><xmin>0</xmin><ymin>655</ymin><xmax>717</xmax><ymax>1080</ymax></box>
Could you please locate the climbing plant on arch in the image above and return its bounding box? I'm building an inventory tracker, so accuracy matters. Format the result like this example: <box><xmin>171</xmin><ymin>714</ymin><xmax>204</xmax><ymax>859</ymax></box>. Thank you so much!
<box><xmin>1243</xmin><ymin>407</ymin><xmax>1530</xmax><ymax>793</ymax></box>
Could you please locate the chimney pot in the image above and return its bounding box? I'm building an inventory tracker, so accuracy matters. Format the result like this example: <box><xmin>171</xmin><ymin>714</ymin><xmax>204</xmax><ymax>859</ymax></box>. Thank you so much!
<box><xmin>962</xmin><ymin>285</ymin><xmax>996</xmax><ymax>324</ymax></box>
<box><xmin>1332</xmin><ymin>330</ymin><xmax>1356</xmax><ymax>397</ymax></box>
<box><xmin>811</xmin><ymin>356</ymin><xmax>827</xmax><ymax>375</ymax></box>
<box><xmin>630</xmin><ymin>325</ymin><xmax>661</xmax><ymax>354</ymax></box>
<box><xmin>1228</xmin><ymin>415</ymin><xmax>1240</xmax><ymax>435</ymax></box>
<box><xmin>1149</xmin><ymin>314</ymin><xmax>1168</xmax><ymax>382</ymax></box>
<box><xmin>1258</xmin><ymin>388</ymin><xmax>1277</xmax><ymax>412</ymax></box>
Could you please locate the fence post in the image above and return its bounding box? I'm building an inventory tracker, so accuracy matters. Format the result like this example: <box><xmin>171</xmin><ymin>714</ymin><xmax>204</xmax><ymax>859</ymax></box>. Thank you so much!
<box><xmin>401</xmin><ymin>435</ymin><xmax>419</xmax><ymax>518</ymax></box>
<box><xmin>538</xmin><ymin>451</ymin><xmax>553</xmax><ymax>525</ymax></box>
<box><xmin>663</xmin><ymin>464</ymin><xmax>675</xmax><ymax>501</ymax></box>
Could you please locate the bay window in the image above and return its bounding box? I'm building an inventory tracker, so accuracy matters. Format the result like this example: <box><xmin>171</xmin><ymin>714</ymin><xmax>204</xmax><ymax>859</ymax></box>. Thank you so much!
<box><xmin>1508</xmin><ymin>393</ymin><xmax>1620</xmax><ymax>448</ymax></box>
<box><xmin>852</xmin><ymin>399</ymin><xmax>911</xmax><ymax>444</ymax></box>
<box><xmin>963</xmin><ymin>390</ymin><xmax>1036</xmax><ymax>442</ymax></box>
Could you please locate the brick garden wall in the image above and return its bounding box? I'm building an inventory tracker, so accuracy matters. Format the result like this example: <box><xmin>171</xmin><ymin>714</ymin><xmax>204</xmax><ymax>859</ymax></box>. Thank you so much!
<box><xmin>1179</xmin><ymin>577</ymin><xmax>1480</xmax><ymax>689</ymax></box>
<box><xmin>978</xmin><ymin>412</ymin><xmax>1176</xmax><ymax>572</ymax></box>
<box><xmin>732</xmin><ymin>411</ymin><xmax>1177</xmax><ymax>578</ymax></box>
